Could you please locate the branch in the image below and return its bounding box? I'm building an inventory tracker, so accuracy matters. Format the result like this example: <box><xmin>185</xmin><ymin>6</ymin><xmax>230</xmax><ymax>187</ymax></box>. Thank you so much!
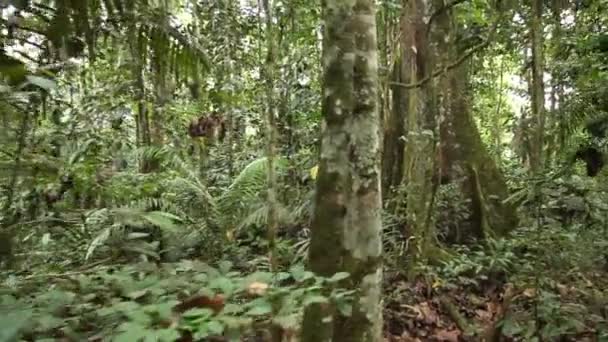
<box><xmin>390</xmin><ymin>18</ymin><xmax>500</xmax><ymax>89</ymax></box>
<box><xmin>158</xmin><ymin>20</ymin><xmax>210</xmax><ymax>70</ymax></box>
<box><xmin>0</xmin><ymin>34</ymin><xmax>46</xmax><ymax>50</ymax></box>
<box><xmin>0</xmin><ymin>18</ymin><xmax>47</xmax><ymax>36</ymax></box>
<box><xmin>12</xmin><ymin>49</ymin><xmax>40</xmax><ymax>64</ymax></box>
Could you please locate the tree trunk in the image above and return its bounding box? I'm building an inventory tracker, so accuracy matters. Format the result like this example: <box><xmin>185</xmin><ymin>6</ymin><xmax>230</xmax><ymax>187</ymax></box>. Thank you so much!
<box><xmin>261</xmin><ymin>0</ymin><xmax>279</xmax><ymax>274</ymax></box>
<box><xmin>301</xmin><ymin>0</ymin><xmax>383</xmax><ymax>341</ymax></box>
<box><xmin>380</xmin><ymin>7</ymin><xmax>406</xmax><ymax>197</ymax></box>
<box><xmin>382</xmin><ymin>58</ymin><xmax>408</xmax><ymax>198</ymax></box>
<box><xmin>436</xmin><ymin>9</ymin><xmax>519</xmax><ymax>240</ymax></box>
<box><xmin>529</xmin><ymin>0</ymin><xmax>545</xmax><ymax>173</ymax></box>
<box><xmin>444</xmin><ymin>64</ymin><xmax>518</xmax><ymax>239</ymax></box>
<box><xmin>402</xmin><ymin>0</ymin><xmax>439</xmax><ymax>267</ymax></box>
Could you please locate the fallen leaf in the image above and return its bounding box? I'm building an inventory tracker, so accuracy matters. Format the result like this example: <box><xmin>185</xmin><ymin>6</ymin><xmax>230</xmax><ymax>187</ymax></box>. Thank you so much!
<box><xmin>475</xmin><ymin>308</ymin><xmax>493</xmax><ymax>321</ymax></box>
<box><xmin>248</xmin><ymin>281</ymin><xmax>269</xmax><ymax>296</ymax></box>
<box><xmin>433</xmin><ymin>329</ymin><xmax>461</xmax><ymax>342</ymax></box>
<box><xmin>419</xmin><ymin>301</ymin><xmax>439</xmax><ymax>325</ymax></box>
<box><xmin>523</xmin><ymin>288</ymin><xmax>536</xmax><ymax>298</ymax></box>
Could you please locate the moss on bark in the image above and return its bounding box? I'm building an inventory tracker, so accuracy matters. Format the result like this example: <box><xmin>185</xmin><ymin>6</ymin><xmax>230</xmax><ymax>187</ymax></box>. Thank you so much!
<box><xmin>301</xmin><ymin>0</ymin><xmax>383</xmax><ymax>341</ymax></box>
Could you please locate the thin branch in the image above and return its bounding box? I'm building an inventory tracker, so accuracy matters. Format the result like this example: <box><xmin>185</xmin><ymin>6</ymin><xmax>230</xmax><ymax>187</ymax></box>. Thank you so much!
<box><xmin>390</xmin><ymin>18</ymin><xmax>500</xmax><ymax>89</ymax></box>
<box><xmin>0</xmin><ymin>18</ymin><xmax>47</xmax><ymax>36</ymax></box>
<box><xmin>12</xmin><ymin>49</ymin><xmax>40</xmax><ymax>64</ymax></box>
<box><xmin>0</xmin><ymin>34</ymin><xmax>46</xmax><ymax>50</ymax></box>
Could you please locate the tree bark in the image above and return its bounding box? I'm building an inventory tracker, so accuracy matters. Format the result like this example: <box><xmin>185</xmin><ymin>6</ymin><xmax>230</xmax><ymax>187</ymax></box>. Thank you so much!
<box><xmin>402</xmin><ymin>0</ymin><xmax>439</xmax><ymax>267</ymax></box>
<box><xmin>435</xmin><ymin>6</ymin><xmax>519</xmax><ymax>241</ymax></box>
<box><xmin>261</xmin><ymin>0</ymin><xmax>279</xmax><ymax>274</ymax></box>
<box><xmin>301</xmin><ymin>0</ymin><xmax>383</xmax><ymax>341</ymax></box>
<box><xmin>529</xmin><ymin>0</ymin><xmax>545</xmax><ymax>173</ymax></box>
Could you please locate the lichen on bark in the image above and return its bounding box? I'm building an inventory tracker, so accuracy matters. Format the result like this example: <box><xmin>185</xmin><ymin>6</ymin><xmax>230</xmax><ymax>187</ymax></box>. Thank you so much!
<box><xmin>301</xmin><ymin>0</ymin><xmax>383</xmax><ymax>341</ymax></box>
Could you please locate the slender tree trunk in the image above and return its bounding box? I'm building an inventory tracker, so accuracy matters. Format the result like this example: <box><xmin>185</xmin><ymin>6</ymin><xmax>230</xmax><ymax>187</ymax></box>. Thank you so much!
<box><xmin>132</xmin><ymin>52</ymin><xmax>152</xmax><ymax>173</ymax></box>
<box><xmin>382</xmin><ymin>59</ymin><xmax>408</xmax><ymax>197</ymax></box>
<box><xmin>530</xmin><ymin>0</ymin><xmax>545</xmax><ymax>173</ymax></box>
<box><xmin>380</xmin><ymin>5</ymin><xmax>406</xmax><ymax>197</ymax></box>
<box><xmin>548</xmin><ymin>6</ymin><xmax>564</xmax><ymax>163</ymax></box>
<box><xmin>261</xmin><ymin>0</ymin><xmax>279</xmax><ymax>273</ymax></box>
<box><xmin>301</xmin><ymin>1</ymin><xmax>383</xmax><ymax>341</ymax></box>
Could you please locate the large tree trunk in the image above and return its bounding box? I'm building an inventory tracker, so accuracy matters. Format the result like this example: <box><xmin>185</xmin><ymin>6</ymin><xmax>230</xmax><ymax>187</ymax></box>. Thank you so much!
<box><xmin>441</xmin><ymin>64</ymin><xmax>519</xmax><ymax>240</ymax></box>
<box><xmin>436</xmin><ymin>7</ymin><xmax>519</xmax><ymax>241</ymax></box>
<box><xmin>401</xmin><ymin>0</ymin><xmax>439</xmax><ymax>267</ymax></box>
<box><xmin>301</xmin><ymin>0</ymin><xmax>383</xmax><ymax>341</ymax></box>
<box><xmin>381</xmin><ymin>8</ymin><xmax>408</xmax><ymax>197</ymax></box>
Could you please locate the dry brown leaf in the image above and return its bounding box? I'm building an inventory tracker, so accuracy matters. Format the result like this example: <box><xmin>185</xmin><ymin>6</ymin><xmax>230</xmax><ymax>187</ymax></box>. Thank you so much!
<box><xmin>475</xmin><ymin>308</ymin><xmax>493</xmax><ymax>321</ymax></box>
<box><xmin>523</xmin><ymin>288</ymin><xmax>536</xmax><ymax>298</ymax></box>
<box><xmin>556</xmin><ymin>283</ymin><xmax>569</xmax><ymax>296</ymax></box>
<box><xmin>433</xmin><ymin>329</ymin><xmax>461</xmax><ymax>342</ymax></box>
<box><xmin>419</xmin><ymin>301</ymin><xmax>439</xmax><ymax>324</ymax></box>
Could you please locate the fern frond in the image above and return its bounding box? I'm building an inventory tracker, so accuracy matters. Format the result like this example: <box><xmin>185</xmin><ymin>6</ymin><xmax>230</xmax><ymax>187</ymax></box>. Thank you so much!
<box><xmin>217</xmin><ymin>157</ymin><xmax>288</xmax><ymax>230</ymax></box>
<box><xmin>236</xmin><ymin>202</ymin><xmax>291</xmax><ymax>231</ymax></box>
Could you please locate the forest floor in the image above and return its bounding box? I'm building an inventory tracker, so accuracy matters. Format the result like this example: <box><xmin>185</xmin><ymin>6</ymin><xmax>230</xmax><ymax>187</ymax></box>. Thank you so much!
<box><xmin>1</xmin><ymin>257</ymin><xmax>607</xmax><ymax>341</ymax></box>
<box><xmin>383</xmin><ymin>268</ymin><xmax>608</xmax><ymax>341</ymax></box>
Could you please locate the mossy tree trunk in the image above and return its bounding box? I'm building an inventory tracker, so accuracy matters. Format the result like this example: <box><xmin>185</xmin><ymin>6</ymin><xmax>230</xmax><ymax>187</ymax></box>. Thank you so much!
<box><xmin>442</xmin><ymin>64</ymin><xmax>519</xmax><ymax>239</ymax></box>
<box><xmin>402</xmin><ymin>0</ymin><xmax>439</xmax><ymax>267</ymax></box>
<box><xmin>382</xmin><ymin>49</ymin><xmax>408</xmax><ymax>199</ymax></box>
<box><xmin>381</xmin><ymin>9</ymin><xmax>407</xmax><ymax>198</ymax></box>
<box><xmin>436</xmin><ymin>8</ymin><xmax>519</xmax><ymax>241</ymax></box>
<box><xmin>301</xmin><ymin>0</ymin><xmax>383</xmax><ymax>341</ymax></box>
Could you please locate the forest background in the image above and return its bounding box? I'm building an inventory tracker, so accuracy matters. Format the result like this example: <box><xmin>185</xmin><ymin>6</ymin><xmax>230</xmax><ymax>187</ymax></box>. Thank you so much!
<box><xmin>1</xmin><ymin>0</ymin><xmax>608</xmax><ymax>341</ymax></box>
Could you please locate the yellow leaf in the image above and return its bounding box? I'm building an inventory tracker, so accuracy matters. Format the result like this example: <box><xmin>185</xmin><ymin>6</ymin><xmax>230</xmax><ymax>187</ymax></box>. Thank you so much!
<box><xmin>310</xmin><ymin>165</ymin><xmax>319</xmax><ymax>180</ymax></box>
<box><xmin>247</xmin><ymin>281</ymin><xmax>269</xmax><ymax>296</ymax></box>
<box><xmin>226</xmin><ymin>229</ymin><xmax>235</xmax><ymax>241</ymax></box>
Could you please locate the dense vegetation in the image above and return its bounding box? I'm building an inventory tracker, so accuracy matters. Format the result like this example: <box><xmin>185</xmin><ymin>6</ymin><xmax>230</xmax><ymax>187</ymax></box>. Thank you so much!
<box><xmin>1</xmin><ymin>0</ymin><xmax>607</xmax><ymax>341</ymax></box>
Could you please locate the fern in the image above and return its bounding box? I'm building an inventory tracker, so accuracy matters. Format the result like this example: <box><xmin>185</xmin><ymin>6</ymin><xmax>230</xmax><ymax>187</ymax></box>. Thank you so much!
<box><xmin>217</xmin><ymin>157</ymin><xmax>288</xmax><ymax>231</ymax></box>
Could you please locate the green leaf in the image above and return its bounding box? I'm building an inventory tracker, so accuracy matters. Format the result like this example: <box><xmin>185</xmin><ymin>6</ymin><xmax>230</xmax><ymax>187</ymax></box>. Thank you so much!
<box><xmin>290</xmin><ymin>265</ymin><xmax>314</xmax><ymax>282</ymax></box>
<box><xmin>0</xmin><ymin>311</ymin><xmax>32</xmax><ymax>342</ymax></box>
<box><xmin>501</xmin><ymin>317</ymin><xmax>523</xmax><ymax>337</ymax></box>
<box><xmin>336</xmin><ymin>300</ymin><xmax>352</xmax><ymax>317</ymax></box>
<box><xmin>328</xmin><ymin>272</ymin><xmax>350</xmax><ymax>283</ymax></box>
<box><xmin>114</xmin><ymin>322</ymin><xmax>148</xmax><ymax>342</ymax></box>
<box><xmin>142</xmin><ymin>211</ymin><xmax>182</xmax><ymax>232</ymax></box>
<box><xmin>246</xmin><ymin>300</ymin><xmax>273</xmax><ymax>316</ymax></box>
<box><xmin>150</xmin><ymin>328</ymin><xmax>180</xmax><ymax>341</ymax></box>
<box><xmin>303</xmin><ymin>294</ymin><xmax>329</xmax><ymax>306</ymax></box>
<box><xmin>207</xmin><ymin>320</ymin><xmax>225</xmax><ymax>335</ymax></box>
<box><xmin>208</xmin><ymin>277</ymin><xmax>235</xmax><ymax>295</ymax></box>
<box><xmin>25</xmin><ymin>75</ymin><xmax>56</xmax><ymax>90</ymax></box>
<box><xmin>218</xmin><ymin>260</ymin><xmax>233</xmax><ymax>274</ymax></box>
<box><xmin>86</xmin><ymin>227</ymin><xmax>111</xmax><ymax>260</ymax></box>
<box><xmin>38</xmin><ymin>315</ymin><xmax>64</xmax><ymax>330</ymax></box>
<box><xmin>273</xmin><ymin>314</ymin><xmax>299</xmax><ymax>330</ymax></box>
